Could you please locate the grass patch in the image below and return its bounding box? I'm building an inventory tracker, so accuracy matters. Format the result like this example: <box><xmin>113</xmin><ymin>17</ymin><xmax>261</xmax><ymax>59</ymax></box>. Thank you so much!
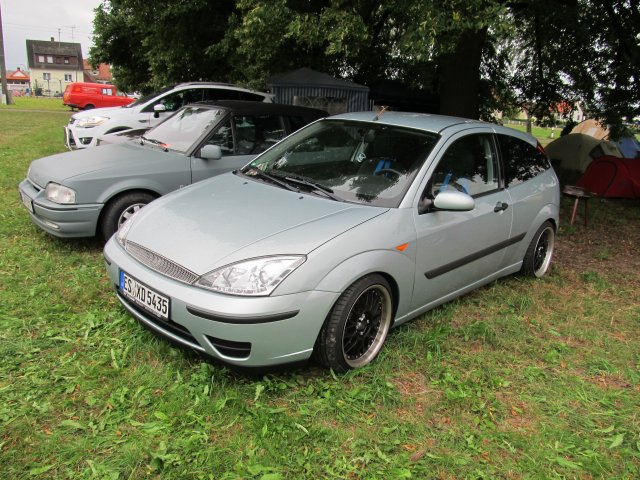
<box><xmin>1</xmin><ymin>111</ymin><xmax>639</xmax><ymax>478</ymax></box>
<box><xmin>0</xmin><ymin>96</ymin><xmax>70</xmax><ymax>111</ymax></box>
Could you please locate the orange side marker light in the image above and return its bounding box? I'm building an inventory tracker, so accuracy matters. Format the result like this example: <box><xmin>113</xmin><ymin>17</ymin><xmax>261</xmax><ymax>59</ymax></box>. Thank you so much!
<box><xmin>395</xmin><ymin>243</ymin><xmax>409</xmax><ymax>251</ymax></box>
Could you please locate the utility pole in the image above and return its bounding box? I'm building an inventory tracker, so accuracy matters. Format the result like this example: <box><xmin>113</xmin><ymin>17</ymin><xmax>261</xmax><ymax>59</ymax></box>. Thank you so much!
<box><xmin>0</xmin><ymin>4</ymin><xmax>13</xmax><ymax>105</ymax></box>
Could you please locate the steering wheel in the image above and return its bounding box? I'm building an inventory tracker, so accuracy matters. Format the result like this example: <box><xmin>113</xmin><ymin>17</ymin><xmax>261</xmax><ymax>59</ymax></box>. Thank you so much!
<box><xmin>374</xmin><ymin>168</ymin><xmax>403</xmax><ymax>178</ymax></box>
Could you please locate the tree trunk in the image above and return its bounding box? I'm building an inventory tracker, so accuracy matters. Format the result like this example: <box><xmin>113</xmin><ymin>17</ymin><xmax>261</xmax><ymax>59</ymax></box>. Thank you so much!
<box><xmin>438</xmin><ymin>29</ymin><xmax>487</xmax><ymax>119</ymax></box>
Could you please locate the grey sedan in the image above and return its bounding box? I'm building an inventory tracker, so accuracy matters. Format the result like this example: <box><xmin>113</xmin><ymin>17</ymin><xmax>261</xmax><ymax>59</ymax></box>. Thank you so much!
<box><xmin>19</xmin><ymin>101</ymin><xmax>326</xmax><ymax>240</ymax></box>
<box><xmin>104</xmin><ymin>112</ymin><xmax>560</xmax><ymax>371</ymax></box>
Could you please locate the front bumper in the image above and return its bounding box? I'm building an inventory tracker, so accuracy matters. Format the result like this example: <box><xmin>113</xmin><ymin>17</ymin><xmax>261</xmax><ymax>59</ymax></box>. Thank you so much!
<box><xmin>18</xmin><ymin>178</ymin><xmax>102</xmax><ymax>238</ymax></box>
<box><xmin>64</xmin><ymin>125</ymin><xmax>96</xmax><ymax>149</ymax></box>
<box><xmin>103</xmin><ymin>238</ymin><xmax>339</xmax><ymax>368</ymax></box>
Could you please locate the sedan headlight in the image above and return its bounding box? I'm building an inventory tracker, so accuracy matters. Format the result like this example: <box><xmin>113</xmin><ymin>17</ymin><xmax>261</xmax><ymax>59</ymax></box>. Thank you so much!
<box><xmin>45</xmin><ymin>183</ymin><xmax>76</xmax><ymax>204</ymax></box>
<box><xmin>195</xmin><ymin>256</ymin><xmax>306</xmax><ymax>296</ymax></box>
<box><xmin>76</xmin><ymin>116</ymin><xmax>109</xmax><ymax>128</ymax></box>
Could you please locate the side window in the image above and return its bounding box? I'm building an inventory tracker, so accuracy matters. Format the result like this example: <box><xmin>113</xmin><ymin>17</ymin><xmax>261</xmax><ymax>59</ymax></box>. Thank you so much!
<box><xmin>233</xmin><ymin>115</ymin><xmax>285</xmax><ymax>155</ymax></box>
<box><xmin>146</xmin><ymin>89</ymin><xmax>205</xmax><ymax>112</ymax></box>
<box><xmin>287</xmin><ymin>115</ymin><xmax>314</xmax><ymax>133</ymax></box>
<box><xmin>238</xmin><ymin>91</ymin><xmax>266</xmax><ymax>102</ymax></box>
<box><xmin>430</xmin><ymin>134</ymin><xmax>499</xmax><ymax>197</ymax></box>
<box><xmin>203</xmin><ymin>89</ymin><xmax>241</xmax><ymax>101</ymax></box>
<box><xmin>498</xmin><ymin>134</ymin><xmax>550</xmax><ymax>187</ymax></box>
<box><xmin>101</xmin><ymin>88</ymin><xmax>113</xmax><ymax>96</ymax></box>
<box><xmin>205</xmin><ymin>119</ymin><xmax>234</xmax><ymax>155</ymax></box>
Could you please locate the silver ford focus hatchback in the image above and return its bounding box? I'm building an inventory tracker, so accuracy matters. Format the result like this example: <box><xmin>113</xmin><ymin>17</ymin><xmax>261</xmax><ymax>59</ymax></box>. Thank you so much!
<box><xmin>104</xmin><ymin>112</ymin><xmax>560</xmax><ymax>371</ymax></box>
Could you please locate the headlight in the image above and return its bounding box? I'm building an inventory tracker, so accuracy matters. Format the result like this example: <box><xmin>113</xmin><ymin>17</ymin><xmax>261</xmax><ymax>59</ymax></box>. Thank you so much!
<box><xmin>195</xmin><ymin>256</ymin><xmax>306</xmax><ymax>296</ymax></box>
<box><xmin>76</xmin><ymin>116</ymin><xmax>109</xmax><ymax>128</ymax></box>
<box><xmin>116</xmin><ymin>209</ymin><xmax>140</xmax><ymax>246</ymax></box>
<box><xmin>45</xmin><ymin>183</ymin><xmax>76</xmax><ymax>204</ymax></box>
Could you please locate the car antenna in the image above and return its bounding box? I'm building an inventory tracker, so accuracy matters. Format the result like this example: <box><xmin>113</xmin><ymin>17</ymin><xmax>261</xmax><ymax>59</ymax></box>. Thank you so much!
<box><xmin>373</xmin><ymin>105</ymin><xmax>388</xmax><ymax>121</ymax></box>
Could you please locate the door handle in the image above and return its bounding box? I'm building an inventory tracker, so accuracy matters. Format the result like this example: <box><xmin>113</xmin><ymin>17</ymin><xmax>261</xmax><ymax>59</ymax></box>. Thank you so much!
<box><xmin>494</xmin><ymin>202</ymin><xmax>509</xmax><ymax>212</ymax></box>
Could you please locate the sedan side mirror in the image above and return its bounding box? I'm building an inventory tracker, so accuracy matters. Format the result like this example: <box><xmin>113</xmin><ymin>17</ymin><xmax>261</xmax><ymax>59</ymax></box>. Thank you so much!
<box><xmin>418</xmin><ymin>190</ymin><xmax>475</xmax><ymax>214</ymax></box>
<box><xmin>200</xmin><ymin>144</ymin><xmax>222</xmax><ymax>160</ymax></box>
<box><xmin>153</xmin><ymin>103</ymin><xmax>166</xmax><ymax>118</ymax></box>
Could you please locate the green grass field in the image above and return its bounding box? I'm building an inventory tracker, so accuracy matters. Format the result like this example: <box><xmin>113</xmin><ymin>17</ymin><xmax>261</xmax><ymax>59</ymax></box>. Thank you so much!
<box><xmin>1</xmin><ymin>109</ymin><xmax>639</xmax><ymax>479</ymax></box>
<box><xmin>0</xmin><ymin>96</ymin><xmax>70</xmax><ymax>112</ymax></box>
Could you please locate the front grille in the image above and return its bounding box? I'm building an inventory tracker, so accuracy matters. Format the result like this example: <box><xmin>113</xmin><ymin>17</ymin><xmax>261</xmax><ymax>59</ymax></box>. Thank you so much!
<box><xmin>125</xmin><ymin>241</ymin><xmax>198</xmax><ymax>284</ymax></box>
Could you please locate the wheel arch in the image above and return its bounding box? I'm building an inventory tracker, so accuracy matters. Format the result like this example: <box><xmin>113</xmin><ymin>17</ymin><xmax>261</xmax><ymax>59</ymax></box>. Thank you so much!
<box><xmin>311</xmin><ymin>249</ymin><xmax>415</xmax><ymax>324</ymax></box>
<box><xmin>96</xmin><ymin>188</ymin><xmax>160</xmax><ymax>236</ymax></box>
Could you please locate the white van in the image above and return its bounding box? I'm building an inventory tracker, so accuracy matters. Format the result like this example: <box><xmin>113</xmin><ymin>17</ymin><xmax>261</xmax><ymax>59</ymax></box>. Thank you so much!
<box><xmin>64</xmin><ymin>82</ymin><xmax>273</xmax><ymax>149</ymax></box>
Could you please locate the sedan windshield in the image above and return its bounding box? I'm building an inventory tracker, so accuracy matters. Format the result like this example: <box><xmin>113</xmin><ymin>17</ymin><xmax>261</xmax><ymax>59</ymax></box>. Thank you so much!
<box><xmin>143</xmin><ymin>106</ymin><xmax>224</xmax><ymax>153</ymax></box>
<box><xmin>243</xmin><ymin>119</ymin><xmax>439</xmax><ymax>207</ymax></box>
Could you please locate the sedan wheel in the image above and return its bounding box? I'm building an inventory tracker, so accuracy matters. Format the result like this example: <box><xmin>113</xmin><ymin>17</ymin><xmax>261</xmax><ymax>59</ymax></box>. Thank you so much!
<box><xmin>314</xmin><ymin>274</ymin><xmax>393</xmax><ymax>372</ymax></box>
<box><xmin>522</xmin><ymin>221</ymin><xmax>555</xmax><ymax>277</ymax></box>
<box><xmin>100</xmin><ymin>191</ymin><xmax>156</xmax><ymax>241</ymax></box>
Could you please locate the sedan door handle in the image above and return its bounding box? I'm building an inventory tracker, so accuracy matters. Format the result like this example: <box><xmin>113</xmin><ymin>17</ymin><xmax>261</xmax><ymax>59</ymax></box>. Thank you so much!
<box><xmin>494</xmin><ymin>202</ymin><xmax>509</xmax><ymax>212</ymax></box>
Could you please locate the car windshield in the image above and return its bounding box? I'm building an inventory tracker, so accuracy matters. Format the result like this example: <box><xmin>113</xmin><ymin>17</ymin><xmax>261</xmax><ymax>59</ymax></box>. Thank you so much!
<box><xmin>142</xmin><ymin>106</ymin><xmax>225</xmax><ymax>153</ymax></box>
<box><xmin>242</xmin><ymin>119</ymin><xmax>439</xmax><ymax>207</ymax></box>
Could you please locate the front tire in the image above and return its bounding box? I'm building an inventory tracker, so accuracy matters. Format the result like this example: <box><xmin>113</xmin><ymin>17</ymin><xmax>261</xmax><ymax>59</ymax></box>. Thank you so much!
<box><xmin>314</xmin><ymin>274</ymin><xmax>393</xmax><ymax>372</ymax></box>
<box><xmin>521</xmin><ymin>221</ymin><xmax>555</xmax><ymax>277</ymax></box>
<box><xmin>100</xmin><ymin>191</ymin><xmax>156</xmax><ymax>241</ymax></box>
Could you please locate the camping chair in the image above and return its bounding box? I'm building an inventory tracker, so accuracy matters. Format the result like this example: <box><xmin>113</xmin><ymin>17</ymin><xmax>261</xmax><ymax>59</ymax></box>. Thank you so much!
<box><xmin>563</xmin><ymin>185</ymin><xmax>593</xmax><ymax>227</ymax></box>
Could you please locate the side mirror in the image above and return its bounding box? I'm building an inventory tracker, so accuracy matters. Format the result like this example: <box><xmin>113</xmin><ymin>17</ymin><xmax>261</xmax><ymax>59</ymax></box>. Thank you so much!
<box><xmin>153</xmin><ymin>103</ymin><xmax>166</xmax><ymax>118</ymax></box>
<box><xmin>200</xmin><ymin>144</ymin><xmax>222</xmax><ymax>160</ymax></box>
<box><xmin>418</xmin><ymin>190</ymin><xmax>475</xmax><ymax>214</ymax></box>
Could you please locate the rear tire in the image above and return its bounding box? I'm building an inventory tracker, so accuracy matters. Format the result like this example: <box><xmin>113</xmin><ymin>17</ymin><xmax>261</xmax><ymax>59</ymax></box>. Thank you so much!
<box><xmin>84</xmin><ymin>104</ymin><xmax>95</xmax><ymax>110</ymax></box>
<box><xmin>314</xmin><ymin>274</ymin><xmax>393</xmax><ymax>372</ymax></box>
<box><xmin>521</xmin><ymin>221</ymin><xmax>555</xmax><ymax>277</ymax></box>
<box><xmin>100</xmin><ymin>191</ymin><xmax>155</xmax><ymax>241</ymax></box>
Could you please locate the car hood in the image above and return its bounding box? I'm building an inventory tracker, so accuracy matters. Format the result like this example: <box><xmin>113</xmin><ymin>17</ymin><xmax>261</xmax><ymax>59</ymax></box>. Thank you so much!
<box><xmin>28</xmin><ymin>142</ymin><xmax>174</xmax><ymax>186</ymax></box>
<box><xmin>125</xmin><ymin>173</ymin><xmax>388</xmax><ymax>275</ymax></box>
<box><xmin>72</xmin><ymin>106</ymin><xmax>129</xmax><ymax>119</ymax></box>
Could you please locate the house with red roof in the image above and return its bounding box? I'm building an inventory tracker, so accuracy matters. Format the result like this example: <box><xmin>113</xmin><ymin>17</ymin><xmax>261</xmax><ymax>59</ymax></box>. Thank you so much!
<box><xmin>83</xmin><ymin>60</ymin><xmax>113</xmax><ymax>84</ymax></box>
<box><xmin>1</xmin><ymin>68</ymin><xmax>31</xmax><ymax>96</ymax></box>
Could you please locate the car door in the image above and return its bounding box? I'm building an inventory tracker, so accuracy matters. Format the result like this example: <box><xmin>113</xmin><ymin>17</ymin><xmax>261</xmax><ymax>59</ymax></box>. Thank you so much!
<box><xmin>190</xmin><ymin>113</ymin><xmax>287</xmax><ymax>184</ymax></box>
<box><xmin>410</xmin><ymin>130</ymin><xmax>513</xmax><ymax>311</ymax></box>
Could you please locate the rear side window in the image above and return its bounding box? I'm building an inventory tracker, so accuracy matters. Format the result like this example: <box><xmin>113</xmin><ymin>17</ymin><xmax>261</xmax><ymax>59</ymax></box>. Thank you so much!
<box><xmin>203</xmin><ymin>89</ymin><xmax>241</xmax><ymax>101</ymax></box>
<box><xmin>498</xmin><ymin>134</ymin><xmax>550</xmax><ymax>187</ymax></box>
<box><xmin>238</xmin><ymin>92</ymin><xmax>266</xmax><ymax>102</ymax></box>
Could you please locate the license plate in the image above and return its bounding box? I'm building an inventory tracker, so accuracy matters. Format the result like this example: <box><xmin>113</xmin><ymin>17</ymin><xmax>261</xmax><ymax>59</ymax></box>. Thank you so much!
<box><xmin>120</xmin><ymin>271</ymin><xmax>170</xmax><ymax>320</ymax></box>
<box><xmin>20</xmin><ymin>191</ymin><xmax>33</xmax><ymax>213</ymax></box>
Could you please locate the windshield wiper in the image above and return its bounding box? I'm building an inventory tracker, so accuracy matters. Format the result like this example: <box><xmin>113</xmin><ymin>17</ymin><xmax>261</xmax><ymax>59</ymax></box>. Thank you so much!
<box><xmin>140</xmin><ymin>136</ymin><xmax>168</xmax><ymax>152</ymax></box>
<box><xmin>282</xmin><ymin>175</ymin><xmax>344</xmax><ymax>202</ymax></box>
<box><xmin>242</xmin><ymin>167</ymin><xmax>299</xmax><ymax>192</ymax></box>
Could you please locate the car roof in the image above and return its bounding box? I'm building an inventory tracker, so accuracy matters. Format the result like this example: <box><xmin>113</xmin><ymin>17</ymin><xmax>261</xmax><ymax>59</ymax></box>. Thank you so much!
<box><xmin>331</xmin><ymin>111</ymin><xmax>484</xmax><ymax>133</ymax></box>
<box><xmin>185</xmin><ymin>100</ymin><xmax>328</xmax><ymax>118</ymax></box>
<box><xmin>331</xmin><ymin>111</ymin><xmax>537</xmax><ymax>144</ymax></box>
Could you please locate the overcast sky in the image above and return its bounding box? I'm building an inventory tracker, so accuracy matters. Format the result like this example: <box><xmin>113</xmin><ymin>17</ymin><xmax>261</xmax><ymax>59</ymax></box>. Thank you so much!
<box><xmin>1</xmin><ymin>0</ymin><xmax>102</xmax><ymax>70</ymax></box>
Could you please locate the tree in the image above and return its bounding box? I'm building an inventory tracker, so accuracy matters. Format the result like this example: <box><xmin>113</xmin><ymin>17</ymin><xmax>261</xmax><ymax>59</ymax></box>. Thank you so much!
<box><xmin>90</xmin><ymin>0</ymin><xmax>640</xmax><ymax>130</ymax></box>
<box><xmin>90</xmin><ymin>0</ymin><xmax>238</xmax><ymax>93</ymax></box>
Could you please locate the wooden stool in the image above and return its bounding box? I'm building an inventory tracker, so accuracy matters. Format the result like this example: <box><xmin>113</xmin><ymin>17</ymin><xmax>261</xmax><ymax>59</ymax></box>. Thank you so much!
<box><xmin>563</xmin><ymin>185</ymin><xmax>593</xmax><ymax>226</ymax></box>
